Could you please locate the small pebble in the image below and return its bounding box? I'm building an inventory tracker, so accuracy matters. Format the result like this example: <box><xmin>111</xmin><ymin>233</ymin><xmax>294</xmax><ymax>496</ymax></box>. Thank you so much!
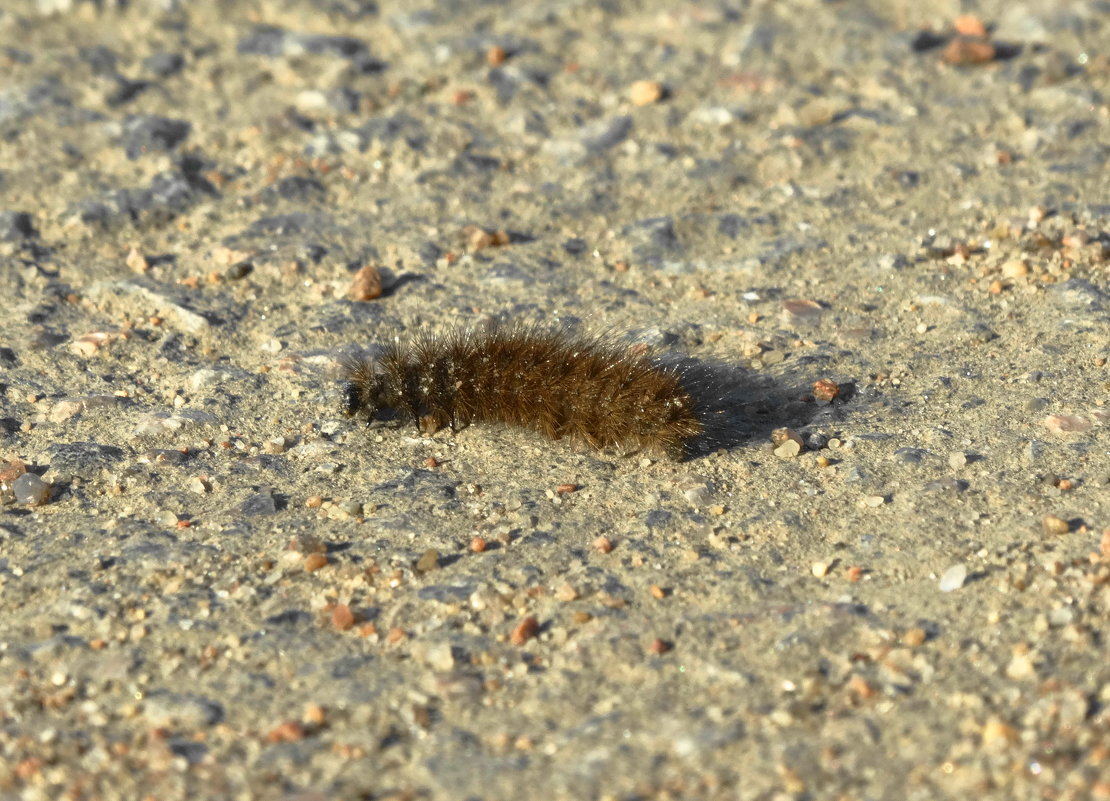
<box><xmin>414</xmin><ymin>641</ymin><xmax>455</xmax><ymax>672</ymax></box>
<box><xmin>813</xmin><ymin>379</ymin><xmax>840</xmax><ymax>401</ymax></box>
<box><xmin>486</xmin><ymin>45</ymin><xmax>507</xmax><ymax>66</ymax></box>
<box><xmin>952</xmin><ymin>15</ymin><xmax>988</xmax><ymax>37</ymax></box>
<box><xmin>126</xmin><ymin>246</ymin><xmax>149</xmax><ymax>273</ymax></box>
<box><xmin>142</xmin><ymin>693</ymin><xmax>223</xmax><ymax>729</ymax></box>
<box><xmin>465</xmin><ymin>225</ymin><xmax>510</xmax><ymax>251</ymax></box>
<box><xmin>1005</xmin><ymin>648</ymin><xmax>1037</xmax><ymax>680</ymax></box>
<box><xmin>304</xmin><ymin>553</ymin><xmax>328</xmax><ymax>572</ymax></box>
<box><xmin>683</xmin><ymin>484</ymin><xmax>711</xmax><ymax>505</ymax></box>
<box><xmin>942</xmin><ymin>36</ymin><xmax>996</xmax><ymax>66</ymax></box>
<box><xmin>774</xmin><ymin>439</ymin><xmax>802</xmax><ymax>459</ymax></box>
<box><xmin>303</xmin><ymin>704</ymin><xmax>327</xmax><ymax>726</ymax></box>
<box><xmin>771</xmin><ymin>428</ymin><xmax>805</xmax><ymax>459</ymax></box>
<box><xmin>1041</xmin><ymin>515</ymin><xmax>1069</xmax><ymax>536</ymax></box>
<box><xmin>647</xmin><ymin>638</ymin><xmax>672</xmax><ymax>655</ymax></box>
<box><xmin>13</xmin><ymin>473</ymin><xmax>50</xmax><ymax>506</ymax></box>
<box><xmin>511</xmin><ymin>616</ymin><xmax>539</xmax><ymax>646</ymax></box>
<box><xmin>0</xmin><ymin>457</ymin><xmax>27</xmax><ymax>482</ymax></box>
<box><xmin>266</xmin><ymin>721</ymin><xmax>306</xmax><ymax>743</ymax></box>
<box><xmin>415</xmin><ymin>549</ymin><xmax>440</xmax><ymax>573</ymax></box>
<box><xmin>331</xmin><ymin>604</ymin><xmax>356</xmax><ymax>631</ymax></box>
<box><xmin>263</xmin><ymin>436</ymin><xmax>287</xmax><ymax>454</ymax></box>
<box><xmin>1048</xmin><ymin>607</ymin><xmax>1073</xmax><ymax>627</ymax></box>
<box><xmin>70</xmin><ymin>332</ymin><xmax>115</xmax><ymax>358</ymax></box>
<box><xmin>290</xmin><ymin>532</ymin><xmax>326</xmax><ymax>553</ymax></box>
<box><xmin>593</xmin><ymin>536</ymin><xmax>613</xmax><ymax>554</ymax></box>
<box><xmin>948</xmin><ymin>452</ymin><xmax>967</xmax><ymax>469</ymax></box>
<box><xmin>338</xmin><ymin>500</ymin><xmax>363</xmax><ymax>518</ymax></box>
<box><xmin>981</xmin><ymin>718</ymin><xmax>1019</xmax><ymax>749</ymax></box>
<box><xmin>1043</xmin><ymin>414</ymin><xmax>1091</xmax><ymax>434</ymax></box>
<box><xmin>781</xmin><ymin>299</ymin><xmax>824</xmax><ymax>324</ymax></box>
<box><xmin>629</xmin><ymin>80</ymin><xmax>663</xmax><ymax>106</ymax></box>
<box><xmin>902</xmin><ymin>627</ymin><xmax>927</xmax><ymax>647</ymax></box>
<box><xmin>938</xmin><ymin>563</ymin><xmax>967</xmax><ymax>592</ymax></box>
<box><xmin>811</xmin><ymin>561</ymin><xmax>830</xmax><ymax>578</ymax></box>
<box><xmin>348</xmin><ymin>264</ymin><xmax>383</xmax><ymax>301</ymax></box>
<box><xmin>1061</xmin><ymin>229</ymin><xmax>1090</xmax><ymax>249</ymax></box>
<box><xmin>469</xmin><ymin>536</ymin><xmax>487</xmax><ymax>552</ymax></box>
<box><xmin>554</xmin><ymin>583</ymin><xmax>578</xmax><ymax>602</ymax></box>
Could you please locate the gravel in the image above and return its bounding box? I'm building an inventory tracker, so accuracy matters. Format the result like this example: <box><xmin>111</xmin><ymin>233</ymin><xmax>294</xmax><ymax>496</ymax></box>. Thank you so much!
<box><xmin>2</xmin><ymin>1</ymin><xmax>1109</xmax><ymax>799</ymax></box>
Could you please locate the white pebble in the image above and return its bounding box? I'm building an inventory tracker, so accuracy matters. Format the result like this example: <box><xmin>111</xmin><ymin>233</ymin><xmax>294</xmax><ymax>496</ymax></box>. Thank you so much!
<box><xmin>938</xmin><ymin>563</ymin><xmax>968</xmax><ymax>592</ymax></box>
<box><xmin>13</xmin><ymin>473</ymin><xmax>50</xmax><ymax>506</ymax></box>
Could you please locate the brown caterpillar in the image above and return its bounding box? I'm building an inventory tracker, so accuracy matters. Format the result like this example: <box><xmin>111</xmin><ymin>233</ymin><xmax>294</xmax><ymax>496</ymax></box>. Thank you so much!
<box><xmin>340</xmin><ymin>323</ymin><xmax>704</xmax><ymax>459</ymax></box>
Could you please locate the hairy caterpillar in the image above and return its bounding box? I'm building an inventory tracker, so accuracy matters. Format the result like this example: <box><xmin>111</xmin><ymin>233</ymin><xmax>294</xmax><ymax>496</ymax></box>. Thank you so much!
<box><xmin>340</xmin><ymin>323</ymin><xmax>704</xmax><ymax>459</ymax></box>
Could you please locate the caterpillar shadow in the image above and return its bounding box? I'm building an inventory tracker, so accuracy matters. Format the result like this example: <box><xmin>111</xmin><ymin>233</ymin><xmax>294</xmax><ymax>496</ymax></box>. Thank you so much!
<box><xmin>674</xmin><ymin>357</ymin><xmax>848</xmax><ymax>459</ymax></box>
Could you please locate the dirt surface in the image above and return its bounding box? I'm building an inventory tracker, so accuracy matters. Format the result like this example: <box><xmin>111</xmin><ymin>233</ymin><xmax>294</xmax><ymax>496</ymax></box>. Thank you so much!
<box><xmin>2</xmin><ymin>1</ymin><xmax>1110</xmax><ymax>799</ymax></box>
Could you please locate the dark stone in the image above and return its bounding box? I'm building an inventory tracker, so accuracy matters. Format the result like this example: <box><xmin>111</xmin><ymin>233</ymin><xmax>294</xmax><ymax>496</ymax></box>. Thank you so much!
<box><xmin>0</xmin><ymin>78</ymin><xmax>71</xmax><ymax>126</ymax></box>
<box><xmin>143</xmin><ymin>52</ymin><xmax>185</xmax><ymax>78</ymax></box>
<box><xmin>896</xmin><ymin>170</ymin><xmax>920</xmax><ymax>188</ymax></box>
<box><xmin>354</xmin><ymin>113</ymin><xmax>425</xmax><ymax>151</ymax></box>
<box><xmin>70</xmin><ymin>163</ymin><xmax>216</xmax><ymax>229</ymax></box>
<box><xmin>105</xmin><ymin>76</ymin><xmax>151</xmax><ymax>107</ymax></box>
<box><xmin>892</xmin><ymin>447</ymin><xmax>930</xmax><ymax>465</ymax></box>
<box><xmin>321</xmin><ymin>0</ymin><xmax>379</xmax><ymax>19</ymax></box>
<box><xmin>122</xmin><ymin>115</ymin><xmax>191</xmax><ymax>160</ymax></box>
<box><xmin>910</xmin><ymin>30</ymin><xmax>948</xmax><ymax>52</ymax></box>
<box><xmin>298</xmin><ymin>33</ymin><xmax>369</xmax><ymax>59</ymax></box>
<box><xmin>263</xmin><ymin>609</ymin><xmax>312</xmax><ymax>627</ymax></box>
<box><xmin>417</xmin><ymin>241</ymin><xmax>442</xmax><ymax>265</ymax></box>
<box><xmin>562</xmin><ymin>237</ymin><xmax>587</xmax><ymax>255</ymax></box>
<box><xmin>329</xmin><ymin>86</ymin><xmax>361</xmax><ymax>113</ymax></box>
<box><xmin>237</xmin><ymin>489</ymin><xmax>278</xmax><ymax>516</ymax></box>
<box><xmin>581</xmin><ymin>115</ymin><xmax>633</xmax><ymax>154</ymax></box>
<box><xmin>79</xmin><ymin>45</ymin><xmax>118</xmax><ymax>75</ymax></box>
<box><xmin>225</xmin><ymin>261</ymin><xmax>253</xmax><ymax>280</ymax></box>
<box><xmin>452</xmin><ymin>152</ymin><xmax>501</xmax><ymax>173</ymax></box>
<box><xmin>238</xmin><ymin>25</ymin><xmax>373</xmax><ymax>63</ymax></box>
<box><xmin>330</xmin><ymin>655</ymin><xmax>375</xmax><ymax>679</ymax></box>
<box><xmin>237</xmin><ymin>26</ymin><xmax>288</xmax><ymax>57</ymax></box>
<box><xmin>624</xmin><ymin>216</ymin><xmax>681</xmax><ymax>265</ymax></box>
<box><xmin>717</xmin><ymin>214</ymin><xmax>749</xmax><ymax>239</ymax></box>
<box><xmin>267</xmin><ymin>175</ymin><xmax>325</xmax><ymax>203</ymax></box>
<box><xmin>0</xmin><ymin>211</ymin><xmax>36</xmax><ymax>241</ymax></box>
<box><xmin>3</xmin><ymin>48</ymin><xmax>32</xmax><ymax>65</ymax></box>
<box><xmin>487</xmin><ymin>67</ymin><xmax>519</xmax><ymax>104</ymax></box>
<box><xmin>45</xmin><ymin>442</ymin><xmax>127</xmax><ymax>481</ymax></box>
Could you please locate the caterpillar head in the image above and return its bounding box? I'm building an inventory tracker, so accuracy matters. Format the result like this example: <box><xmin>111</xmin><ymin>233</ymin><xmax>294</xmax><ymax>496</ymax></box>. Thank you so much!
<box><xmin>339</xmin><ymin>355</ymin><xmax>386</xmax><ymax>421</ymax></box>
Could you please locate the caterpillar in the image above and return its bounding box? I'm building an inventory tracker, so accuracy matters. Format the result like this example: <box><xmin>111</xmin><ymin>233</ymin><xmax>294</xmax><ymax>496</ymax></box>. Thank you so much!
<box><xmin>339</xmin><ymin>323</ymin><xmax>705</xmax><ymax>459</ymax></box>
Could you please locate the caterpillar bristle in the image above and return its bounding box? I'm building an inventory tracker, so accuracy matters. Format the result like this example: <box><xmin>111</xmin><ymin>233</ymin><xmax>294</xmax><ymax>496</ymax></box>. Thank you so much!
<box><xmin>340</xmin><ymin>323</ymin><xmax>704</xmax><ymax>459</ymax></box>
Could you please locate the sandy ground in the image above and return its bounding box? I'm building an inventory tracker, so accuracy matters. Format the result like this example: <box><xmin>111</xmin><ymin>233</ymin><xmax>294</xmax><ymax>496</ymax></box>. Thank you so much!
<box><xmin>1</xmin><ymin>1</ymin><xmax>1109</xmax><ymax>799</ymax></box>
